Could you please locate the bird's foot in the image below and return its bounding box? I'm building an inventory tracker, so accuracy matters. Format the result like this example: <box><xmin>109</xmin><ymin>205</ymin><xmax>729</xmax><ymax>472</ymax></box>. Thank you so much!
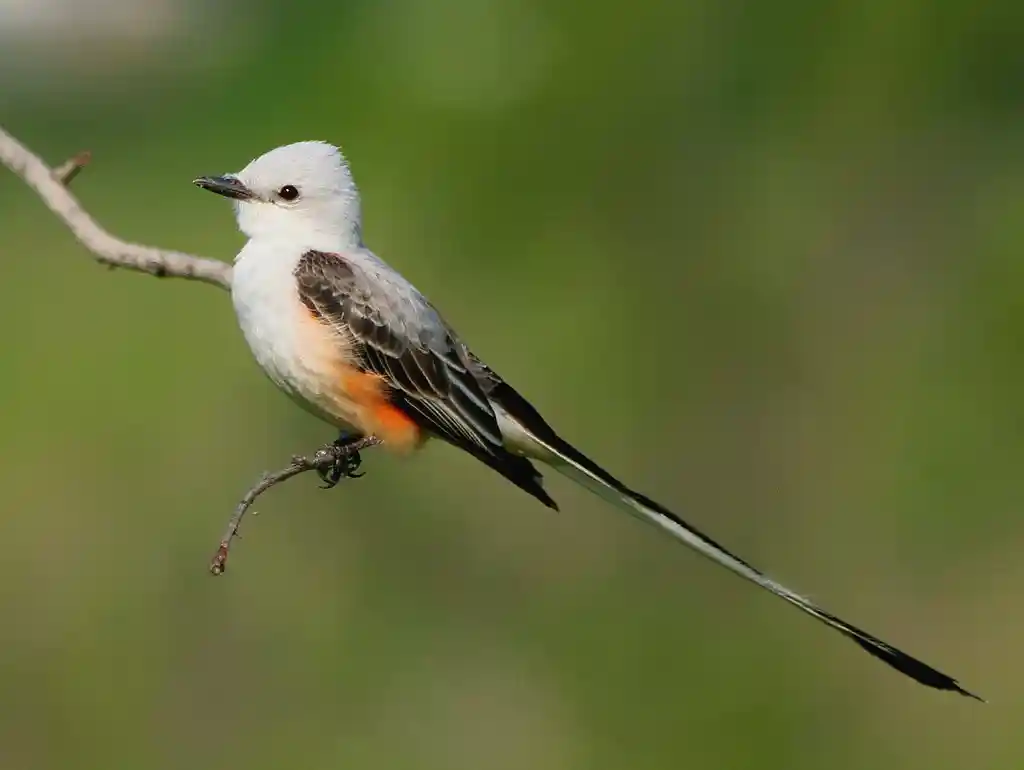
<box><xmin>316</xmin><ymin>432</ymin><xmax>366</xmax><ymax>489</ymax></box>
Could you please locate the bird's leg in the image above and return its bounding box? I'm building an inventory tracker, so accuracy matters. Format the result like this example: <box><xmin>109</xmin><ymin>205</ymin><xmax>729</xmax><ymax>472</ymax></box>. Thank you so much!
<box><xmin>316</xmin><ymin>430</ymin><xmax>367</xmax><ymax>489</ymax></box>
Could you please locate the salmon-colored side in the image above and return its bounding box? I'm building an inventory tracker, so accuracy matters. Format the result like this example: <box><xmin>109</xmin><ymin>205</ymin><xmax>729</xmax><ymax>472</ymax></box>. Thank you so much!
<box><xmin>342</xmin><ymin>369</ymin><xmax>423</xmax><ymax>452</ymax></box>
<box><xmin>299</xmin><ymin>307</ymin><xmax>424</xmax><ymax>452</ymax></box>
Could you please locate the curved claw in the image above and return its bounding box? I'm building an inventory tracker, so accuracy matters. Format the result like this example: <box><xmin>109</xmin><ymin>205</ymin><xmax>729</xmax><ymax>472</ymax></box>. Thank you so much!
<box><xmin>316</xmin><ymin>446</ymin><xmax>364</xmax><ymax>490</ymax></box>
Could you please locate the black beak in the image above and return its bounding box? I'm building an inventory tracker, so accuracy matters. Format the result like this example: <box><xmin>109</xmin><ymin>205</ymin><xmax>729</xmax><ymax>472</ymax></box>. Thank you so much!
<box><xmin>193</xmin><ymin>175</ymin><xmax>255</xmax><ymax>201</ymax></box>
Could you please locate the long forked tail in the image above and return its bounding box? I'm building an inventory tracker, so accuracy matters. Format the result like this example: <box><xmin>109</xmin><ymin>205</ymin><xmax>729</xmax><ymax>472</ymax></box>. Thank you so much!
<box><xmin>518</xmin><ymin>425</ymin><xmax>980</xmax><ymax>700</ymax></box>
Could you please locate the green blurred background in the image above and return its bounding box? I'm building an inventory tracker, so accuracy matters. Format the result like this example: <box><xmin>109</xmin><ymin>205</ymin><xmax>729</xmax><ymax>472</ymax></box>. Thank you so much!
<box><xmin>1</xmin><ymin>0</ymin><xmax>1020</xmax><ymax>766</ymax></box>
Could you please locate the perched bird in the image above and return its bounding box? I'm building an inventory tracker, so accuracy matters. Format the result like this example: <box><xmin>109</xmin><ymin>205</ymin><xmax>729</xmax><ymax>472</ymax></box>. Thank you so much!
<box><xmin>195</xmin><ymin>140</ymin><xmax>978</xmax><ymax>700</ymax></box>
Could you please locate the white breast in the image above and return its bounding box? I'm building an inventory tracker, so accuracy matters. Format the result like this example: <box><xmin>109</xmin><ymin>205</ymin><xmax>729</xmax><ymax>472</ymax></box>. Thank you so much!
<box><xmin>231</xmin><ymin>239</ymin><xmax>357</xmax><ymax>429</ymax></box>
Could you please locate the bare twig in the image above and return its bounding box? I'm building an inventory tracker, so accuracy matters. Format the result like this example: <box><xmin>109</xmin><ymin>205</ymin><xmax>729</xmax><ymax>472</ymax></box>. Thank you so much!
<box><xmin>210</xmin><ymin>435</ymin><xmax>382</xmax><ymax>575</ymax></box>
<box><xmin>53</xmin><ymin>150</ymin><xmax>91</xmax><ymax>185</ymax></box>
<box><xmin>0</xmin><ymin>125</ymin><xmax>232</xmax><ymax>289</ymax></box>
<box><xmin>0</xmin><ymin>122</ymin><xmax>372</xmax><ymax>575</ymax></box>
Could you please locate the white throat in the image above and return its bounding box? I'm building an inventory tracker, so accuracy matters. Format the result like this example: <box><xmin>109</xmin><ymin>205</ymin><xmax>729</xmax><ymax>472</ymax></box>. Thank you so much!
<box><xmin>234</xmin><ymin>199</ymin><xmax>362</xmax><ymax>250</ymax></box>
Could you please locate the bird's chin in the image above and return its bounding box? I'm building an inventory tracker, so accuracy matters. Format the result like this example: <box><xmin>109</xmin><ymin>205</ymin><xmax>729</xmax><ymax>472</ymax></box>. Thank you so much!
<box><xmin>234</xmin><ymin>200</ymin><xmax>291</xmax><ymax>241</ymax></box>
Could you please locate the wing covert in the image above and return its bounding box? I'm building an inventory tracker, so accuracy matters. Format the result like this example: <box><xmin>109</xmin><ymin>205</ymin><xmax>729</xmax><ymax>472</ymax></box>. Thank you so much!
<box><xmin>294</xmin><ymin>250</ymin><xmax>502</xmax><ymax>449</ymax></box>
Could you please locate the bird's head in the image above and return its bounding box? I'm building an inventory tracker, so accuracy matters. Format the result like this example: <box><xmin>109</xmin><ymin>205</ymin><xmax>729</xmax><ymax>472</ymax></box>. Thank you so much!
<box><xmin>194</xmin><ymin>141</ymin><xmax>362</xmax><ymax>244</ymax></box>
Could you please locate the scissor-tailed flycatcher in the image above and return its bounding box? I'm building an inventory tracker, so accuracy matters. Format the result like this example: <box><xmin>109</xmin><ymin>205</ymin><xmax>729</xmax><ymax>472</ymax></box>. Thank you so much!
<box><xmin>195</xmin><ymin>141</ymin><xmax>977</xmax><ymax>700</ymax></box>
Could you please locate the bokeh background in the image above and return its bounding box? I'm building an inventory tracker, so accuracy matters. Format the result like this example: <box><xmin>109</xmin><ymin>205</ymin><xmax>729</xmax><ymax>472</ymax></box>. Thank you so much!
<box><xmin>1</xmin><ymin>0</ymin><xmax>1021</xmax><ymax>767</ymax></box>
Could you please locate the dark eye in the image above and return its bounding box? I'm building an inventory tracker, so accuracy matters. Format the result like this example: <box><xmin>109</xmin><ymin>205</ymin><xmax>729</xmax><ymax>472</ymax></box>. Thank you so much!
<box><xmin>277</xmin><ymin>185</ymin><xmax>299</xmax><ymax>201</ymax></box>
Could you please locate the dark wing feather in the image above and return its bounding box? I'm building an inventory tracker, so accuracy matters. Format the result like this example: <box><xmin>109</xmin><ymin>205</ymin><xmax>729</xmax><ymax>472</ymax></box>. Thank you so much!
<box><xmin>294</xmin><ymin>250</ymin><xmax>556</xmax><ymax>509</ymax></box>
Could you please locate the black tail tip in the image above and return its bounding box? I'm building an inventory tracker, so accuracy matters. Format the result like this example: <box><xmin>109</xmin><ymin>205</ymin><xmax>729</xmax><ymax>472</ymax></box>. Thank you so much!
<box><xmin>952</xmin><ymin>682</ymin><xmax>986</xmax><ymax>703</ymax></box>
<box><xmin>849</xmin><ymin>635</ymin><xmax>983</xmax><ymax>702</ymax></box>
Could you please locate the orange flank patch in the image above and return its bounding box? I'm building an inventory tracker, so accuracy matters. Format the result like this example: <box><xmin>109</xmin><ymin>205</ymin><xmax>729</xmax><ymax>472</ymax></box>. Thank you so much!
<box><xmin>297</xmin><ymin>307</ymin><xmax>423</xmax><ymax>451</ymax></box>
<box><xmin>341</xmin><ymin>370</ymin><xmax>423</xmax><ymax>452</ymax></box>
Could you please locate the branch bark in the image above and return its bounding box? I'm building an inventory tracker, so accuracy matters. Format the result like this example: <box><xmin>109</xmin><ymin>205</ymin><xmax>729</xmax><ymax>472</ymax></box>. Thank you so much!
<box><xmin>0</xmin><ymin>125</ymin><xmax>233</xmax><ymax>289</ymax></box>
<box><xmin>0</xmin><ymin>123</ymin><xmax>356</xmax><ymax>574</ymax></box>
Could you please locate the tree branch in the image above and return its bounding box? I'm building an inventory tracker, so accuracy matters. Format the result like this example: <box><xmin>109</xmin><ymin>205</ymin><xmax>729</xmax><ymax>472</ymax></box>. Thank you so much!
<box><xmin>0</xmin><ymin>123</ymin><xmax>366</xmax><ymax>575</ymax></box>
<box><xmin>210</xmin><ymin>436</ymin><xmax>382</xmax><ymax>575</ymax></box>
<box><xmin>0</xmin><ymin>125</ymin><xmax>232</xmax><ymax>289</ymax></box>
